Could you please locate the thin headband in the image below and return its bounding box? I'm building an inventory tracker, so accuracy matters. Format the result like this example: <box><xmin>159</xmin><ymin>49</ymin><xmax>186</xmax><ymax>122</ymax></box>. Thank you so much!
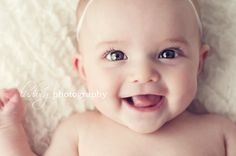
<box><xmin>76</xmin><ymin>0</ymin><xmax>203</xmax><ymax>39</ymax></box>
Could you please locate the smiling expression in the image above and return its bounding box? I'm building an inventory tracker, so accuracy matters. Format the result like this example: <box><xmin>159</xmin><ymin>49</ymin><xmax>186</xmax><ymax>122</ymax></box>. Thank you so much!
<box><xmin>75</xmin><ymin>0</ymin><xmax>209</xmax><ymax>133</ymax></box>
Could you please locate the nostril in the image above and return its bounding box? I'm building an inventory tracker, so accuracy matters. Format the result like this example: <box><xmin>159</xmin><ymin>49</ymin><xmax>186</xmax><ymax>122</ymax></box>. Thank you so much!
<box><xmin>128</xmin><ymin>70</ymin><xmax>160</xmax><ymax>84</ymax></box>
<box><xmin>150</xmin><ymin>75</ymin><xmax>160</xmax><ymax>82</ymax></box>
<box><xmin>132</xmin><ymin>76</ymin><xmax>160</xmax><ymax>84</ymax></box>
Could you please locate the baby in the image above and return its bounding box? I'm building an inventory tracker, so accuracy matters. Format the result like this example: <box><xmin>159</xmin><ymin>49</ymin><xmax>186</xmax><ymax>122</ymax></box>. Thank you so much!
<box><xmin>0</xmin><ymin>0</ymin><xmax>236</xmax><ymax>155</ymax></box>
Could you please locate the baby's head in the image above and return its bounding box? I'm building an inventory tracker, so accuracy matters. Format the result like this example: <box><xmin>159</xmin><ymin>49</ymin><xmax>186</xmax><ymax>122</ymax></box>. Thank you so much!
<box><xmin>74</xmin><ymin>0</ymin><xmax>209</xmax><ymax>133</ymax></box>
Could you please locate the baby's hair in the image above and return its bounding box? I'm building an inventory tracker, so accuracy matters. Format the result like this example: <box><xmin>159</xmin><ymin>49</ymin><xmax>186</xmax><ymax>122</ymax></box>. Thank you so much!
<box><xmin>76</xmin><ymin>0</ymin><xmax>202</xmax><ymax>44</ymax></box>
<box><xmin>76</xmin><ymin>0</ymin><xmax>90</xmax><ymax>52</ymax></box>
<box><xmin>76</xmin><ymin>0</ymin><xmax>89</xmax><ymax>24</ymax></box>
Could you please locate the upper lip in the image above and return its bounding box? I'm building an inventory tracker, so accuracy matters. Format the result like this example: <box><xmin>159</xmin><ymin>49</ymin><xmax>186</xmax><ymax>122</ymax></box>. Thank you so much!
<box><xmin>120</xmin><ymin>89</ymin><xmax>165</xmax><ymax>99</ymax></box>
<box><xmin>119</xmin><ymin>83</ymin><xmax>166</xmax><ymax>98</ymax></box>
<box><xmin>121</xmin><ymin>93</ymin><xmax>162</xmax><ymax>99</ymax></box>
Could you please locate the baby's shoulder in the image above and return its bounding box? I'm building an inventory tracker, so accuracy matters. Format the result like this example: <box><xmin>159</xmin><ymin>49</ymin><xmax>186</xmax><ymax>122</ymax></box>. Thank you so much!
<box><xmin>194</xmin><ymin>113</ymin><xmax>236</xmax><ymax>155</ymax></box>
<box><xmin>189</xmin><ymin>112</ymin><xmax>235</xmax><ymax>127</ymax></box>
<box><xmin>186</xmin><ymin>112</ymin><xmax>236</xmax><ymax>137</ymax></box>
<box><xmin>186</xmin><ymin>112</ymin><xmax>233</xmax><ymax>127</ymax></box>
<box><xmin>67</xmin><ymin>110</ymin><xmax>100</xmax><ymax>121</ymax></box>
<box><xmin>63</xmin><ymin>110</ymin><xmax>102</xmax><ymax>131</ymax></box>
<box><xmin>176</xmin><ymin>112</ymin><xmax>236</xmax><ymax>155</ymax></box>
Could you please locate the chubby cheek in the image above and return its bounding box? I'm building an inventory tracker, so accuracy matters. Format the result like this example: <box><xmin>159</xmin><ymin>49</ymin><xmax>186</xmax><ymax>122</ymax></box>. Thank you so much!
<box><xmin>179</xmin><ymin>69</ymin><xmax>198</xmax><ymax>99</ymax></box>
<box><xmin>166</xmin><ymin>64</ymin><xmax>198</xmax><ymax>109</ymax></box>
<box><xmin>83</xmin><ymin>63</ymin><xmax>123</xmax><ymax>100</ymax></box>
<box><xmin>83</xmin><ymin>64</ymin><xmax>124</xmax><ymax>118</ymax></box>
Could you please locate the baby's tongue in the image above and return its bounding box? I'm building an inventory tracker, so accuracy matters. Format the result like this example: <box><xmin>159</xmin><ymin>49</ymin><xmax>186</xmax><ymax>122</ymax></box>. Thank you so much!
<box><xmin>132</xmin><ymin>95</ymin><xmax>161</xmax><ymax>107</ymax></box>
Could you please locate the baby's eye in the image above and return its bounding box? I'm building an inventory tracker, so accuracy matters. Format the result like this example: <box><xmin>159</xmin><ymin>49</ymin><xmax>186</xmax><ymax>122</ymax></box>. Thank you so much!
<box><xmin>105</xmin><ymin>50</ymin><xmax>128</xmax><ymax>61</ymax></box>
<box><xmin>158</xmin><ymin>48</ymin><xmax>179</xmax><ymax>59</ymax></box>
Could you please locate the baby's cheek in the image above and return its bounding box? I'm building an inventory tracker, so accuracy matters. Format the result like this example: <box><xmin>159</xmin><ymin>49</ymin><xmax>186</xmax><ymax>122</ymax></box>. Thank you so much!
<box><xmin>168</xmin><ymin>67</ymin><xmax>198</xmax><ymax>100</ymax></box>
<box><xmin>179</xmin><ymin>70</ymin><xmax>198</xmax><ymax>100</ymax></box>
<box><xmin>86</xmin><ymin>71</ymin><xmax>114</xmax><ymax>93</ymax></box>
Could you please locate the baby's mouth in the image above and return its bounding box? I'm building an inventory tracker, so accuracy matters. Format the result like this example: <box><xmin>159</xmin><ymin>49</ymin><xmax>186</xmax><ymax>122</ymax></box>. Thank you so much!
<box><xmin>123</xmin><ymin>94</ymin><xmax>163</xmax><ymax>108</ymax></box>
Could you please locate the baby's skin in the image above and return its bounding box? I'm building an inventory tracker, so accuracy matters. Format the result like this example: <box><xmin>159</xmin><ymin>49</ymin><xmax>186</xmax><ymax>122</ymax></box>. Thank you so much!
<box><xmin>1</xmin><ymin>0</ymin><xmax>236</xmax><ymax>156</ymax></box>
<box><xmin>0</xmin><ymin>89</ymin><xmax>236</xmax><ymax>156</ymax></box>
<box><xmin>0</xmin><ymin>89</ymin><xmax>36</xmax><ymax>156</ymax></box>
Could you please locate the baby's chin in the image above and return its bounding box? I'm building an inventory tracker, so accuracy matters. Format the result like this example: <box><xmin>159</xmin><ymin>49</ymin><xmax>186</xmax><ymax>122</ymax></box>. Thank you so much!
<box><xmin>125</xmin><ymin>120</ymin><xmax>165</xmax><ymax>134</ymax></box>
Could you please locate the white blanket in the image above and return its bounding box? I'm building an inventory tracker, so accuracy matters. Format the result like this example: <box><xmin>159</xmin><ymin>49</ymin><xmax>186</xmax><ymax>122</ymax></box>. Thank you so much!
<box><xmin>0</xmin><ymin>0</ymin><xmax>236</xmax><ymax>155</ymax></box>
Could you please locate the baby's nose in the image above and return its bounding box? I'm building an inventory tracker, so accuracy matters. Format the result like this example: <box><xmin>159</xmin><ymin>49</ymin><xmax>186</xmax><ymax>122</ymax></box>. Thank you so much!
<box><xmin>127</xmin><ymin>63</ymin><xmax>160</xmax><ymax>84</ymax></box>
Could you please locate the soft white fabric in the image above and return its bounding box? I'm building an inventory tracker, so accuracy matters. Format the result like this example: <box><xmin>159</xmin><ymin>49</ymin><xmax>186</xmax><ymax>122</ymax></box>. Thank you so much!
<box><xmin>0</xmin><ymin>0</ymin><xmax>236</xmax><ymax>155</ymax></box>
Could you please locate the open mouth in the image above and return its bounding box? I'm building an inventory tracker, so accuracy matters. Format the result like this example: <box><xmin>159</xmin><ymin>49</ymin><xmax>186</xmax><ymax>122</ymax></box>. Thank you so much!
<box><xmin>122</xmin><ymin>94</ymin><xmax>164</xmax><ymax>111</ymax></box>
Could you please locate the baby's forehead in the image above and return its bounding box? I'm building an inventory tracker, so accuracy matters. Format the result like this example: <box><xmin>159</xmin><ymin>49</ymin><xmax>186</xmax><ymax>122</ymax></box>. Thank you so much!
<box><xmin>78</xmin><ymin>0</ymin><xmax>200</xmax><ymax>28</ymax></box>
<box><xmin>82</xmin><ymin>0</ymin><xmax>198</xmax><ymax>27</ymax></box>
<box><xmin>77</xmin><ymin>0</ymin><xmax>200</xmax><ymax>22</ymax></box>
<box><xmin>79</xmin><ymin>0</ymin><xmax>195</xmax><ymax>17</ymax></box>
<box><xmin>77</xmin><ymin>0</ymin><xmax>201</xmax><ymax>47</ymax></box>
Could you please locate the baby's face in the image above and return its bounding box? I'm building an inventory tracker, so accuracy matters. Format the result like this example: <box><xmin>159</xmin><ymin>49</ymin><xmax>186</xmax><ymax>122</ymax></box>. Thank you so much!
<box><xmin>76</xmin><ymin>0</ymin><xmax>208</xmax><ymax>133</ymax></box>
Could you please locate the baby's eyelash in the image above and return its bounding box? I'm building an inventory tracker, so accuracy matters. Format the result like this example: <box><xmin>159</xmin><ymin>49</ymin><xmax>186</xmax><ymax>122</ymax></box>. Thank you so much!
<box><xmin>101</xmin><ymin>46</ymin><xmax>184</xmax><ymax>61</ymax></box>
<box><xmin>156</xmin><ymin>47</ymin><xmax>185</xmax><ymax>60</ymax></box>
<box><xmin>102</xmin><ymin>48</ymin><xmax>117</xmax><ymax>58</ymax></box>
<box><xmin>160</xmin><ymin>47</ymin><xmax>183</xmax><ymax>55</ymax></box>
<box><xmin>165</xmin><ymin>47</ymin><xmax>182</xmax><ymax>52</ymax></box>
<box><xmin>102</xmin><ymin>48</ymin><xmax>127</xmax><ymax>61</ymax></box>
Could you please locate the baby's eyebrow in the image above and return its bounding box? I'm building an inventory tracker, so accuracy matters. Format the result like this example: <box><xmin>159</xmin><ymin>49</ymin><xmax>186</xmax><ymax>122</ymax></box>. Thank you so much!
<box><xmin>96</xmin><ymin>40</ymin><xmax>128</xmax><ymax>48</ymax></box>
<box><xmin>96</xmin><ymin>37</ymin><xmax>190</xmax><ymax>49</ymax></box>
<box><xmin>162</xmin><ymin>37</ymin><xmax>190</xmax><ymax>46</ymax></box>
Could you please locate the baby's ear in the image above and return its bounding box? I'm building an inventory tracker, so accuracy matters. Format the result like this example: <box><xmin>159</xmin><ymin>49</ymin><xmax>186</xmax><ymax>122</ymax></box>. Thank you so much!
<box><xmin>198</xmin><ymin>43</ymin><xmax>210</xmax><ymax>74</ymax></box>
<box><xmin>72</xmin><ymin>54</ymin><xmax>87</xmax><ymax>83</ymax></box>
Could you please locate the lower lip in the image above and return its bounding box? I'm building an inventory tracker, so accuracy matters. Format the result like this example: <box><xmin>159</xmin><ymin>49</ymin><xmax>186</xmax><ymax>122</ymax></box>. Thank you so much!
<box><xmin>123</xmin><ymin>97</ymin><xmax>165</xmax><ymax>112</ymax></box>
